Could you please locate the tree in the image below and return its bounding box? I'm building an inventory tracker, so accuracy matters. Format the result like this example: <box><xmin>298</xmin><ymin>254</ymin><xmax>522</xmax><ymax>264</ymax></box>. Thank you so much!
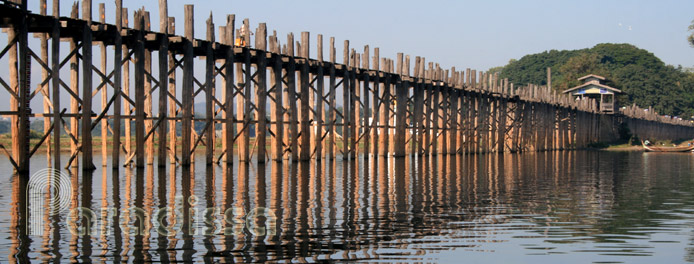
<box><xmin>688</xmin><ymin>20</ymin><xmax>694</xmax><ymax>47</ymax></box>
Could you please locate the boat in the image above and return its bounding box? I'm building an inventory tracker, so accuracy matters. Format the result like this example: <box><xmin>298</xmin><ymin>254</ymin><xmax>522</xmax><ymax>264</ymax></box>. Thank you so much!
<box><xmin>642</xmin><ymin>141</ymin><xmax>694</xmax><ymax>152</ymax></box>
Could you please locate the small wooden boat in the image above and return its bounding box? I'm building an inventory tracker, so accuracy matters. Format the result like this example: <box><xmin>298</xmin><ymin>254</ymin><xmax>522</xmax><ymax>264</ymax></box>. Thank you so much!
<box><xmin>642</xmin><ymin>141</ymin><xmax>694</xmax><ymax>152</ymax></box>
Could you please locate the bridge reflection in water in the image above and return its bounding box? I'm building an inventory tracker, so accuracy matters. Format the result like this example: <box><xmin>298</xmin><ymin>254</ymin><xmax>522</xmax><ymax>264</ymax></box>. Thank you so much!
<box><xmin>6</xmin><ymin>151</ymin><xmax>694</xmax><ymax>262</ymax></box>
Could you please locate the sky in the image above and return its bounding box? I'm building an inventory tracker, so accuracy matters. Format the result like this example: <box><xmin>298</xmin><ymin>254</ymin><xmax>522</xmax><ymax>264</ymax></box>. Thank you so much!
<box><xmin>3</xmin><ymin>0</ymin><xmax>694</xmax><ymax>113</ymax></box>
<box><xmin>26</xmin><ymin>0</ymin><xmax>694</xmax><ymax>70</ymax></box>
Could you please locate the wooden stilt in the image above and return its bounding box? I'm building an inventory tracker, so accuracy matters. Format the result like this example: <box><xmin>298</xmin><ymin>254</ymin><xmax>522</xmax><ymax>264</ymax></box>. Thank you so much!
<box><xmin>255</xmin><ymin>24</ymin><xmax>267</xmax><ymax>163</ymax></box>
<box><xmin>167</xmin><ymin>17</ymin><xmax>177</xmax><ymax>164</ymax></box>
<box><xmin>158</xmin><ymin>0</ymin><xmax>169</xmax><ymax>166</ymax></box>
<box><xmin>327</xmin><ymin>37</ymin><xmax>336</xmax><ymax>160</ymax></box>
<box><xmin>51</xmin><ymin>0</ymin><xmax>61</xmax><ymax>169</ymax></box>
<box><xmin>342</xmin><ymin>40</ymin><xmax>350</xmax><ymax>160</ymax></box>
<box><xmin>134</xmin><ymin>9</ymin><xmax>146</xmax><ymax>168</ymax></box>
<box><xmin>371</xmin><ymin>49</ymin><xmax>380</xmax><ymax>157</ymax></box>
<box><xmin>223</xmin><ymin>15</ymin><xmax>235</xmax><ymax>163</ymax></box>
<box><xmin>181</xmin><ymin>5</ymin><xmax>194</xmax><ymax>166</ymax></box>
<box><xmin>394</xmin><ymin>53</ymin><xmax>407</xmax><ymax>157</ymax></box>
<box><xmin>286</xmin><ymin>33</ymin><xmax>298</xmax><ymax>161</ymax></box>
<box><xmin>81</xmin><ymin>0</ymin><xmax>95</xmax><ymax>170</ymax></box>
<box><xmin>315</xmin><ymin>35</ymin><xmax>324</xmax><ymax>160</ymax></box>
<box><xmin>299</xmin><ymin>32</ymin><xmax>310</xmax><ymax>161</ymax></box>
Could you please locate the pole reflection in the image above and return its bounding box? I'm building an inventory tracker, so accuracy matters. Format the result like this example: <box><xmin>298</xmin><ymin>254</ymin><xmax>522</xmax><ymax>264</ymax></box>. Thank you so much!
<box><xmin>11</xmin><ymin>151</ymin><xmax>694</xmax><ymax>262</ymax></box>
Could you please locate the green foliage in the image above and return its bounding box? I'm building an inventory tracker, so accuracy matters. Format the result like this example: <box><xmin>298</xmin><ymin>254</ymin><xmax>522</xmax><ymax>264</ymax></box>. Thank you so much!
<box><xmin>495</xmin><ymin>43</ymin><xmax>694</xmax><ymax>118</ymax></box>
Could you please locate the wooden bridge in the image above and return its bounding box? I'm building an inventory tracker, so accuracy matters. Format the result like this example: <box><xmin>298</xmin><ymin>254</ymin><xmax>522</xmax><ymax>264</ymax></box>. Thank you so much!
<box><xmin>1</xmin><ymin>0</ymin><xmax>693</xmax><ymax>173</ymax></box>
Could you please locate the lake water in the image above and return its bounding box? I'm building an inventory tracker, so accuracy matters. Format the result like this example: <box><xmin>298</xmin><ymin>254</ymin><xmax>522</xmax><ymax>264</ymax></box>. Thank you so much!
<box><xmin>2</xmin><ymin>151</ymin><xmax>694</xmax><ymax>263</ymax></box>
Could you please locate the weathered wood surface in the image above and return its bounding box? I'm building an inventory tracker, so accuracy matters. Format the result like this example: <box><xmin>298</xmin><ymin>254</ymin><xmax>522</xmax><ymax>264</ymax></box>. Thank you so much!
<box><xmin>0</xmin><ymin>1</ymin><xmax>693</xmax><ymax>174</ymax></box>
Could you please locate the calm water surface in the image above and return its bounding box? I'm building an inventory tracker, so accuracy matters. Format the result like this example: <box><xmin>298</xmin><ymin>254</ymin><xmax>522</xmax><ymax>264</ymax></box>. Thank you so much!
<box><xmin>2</xmin><ymin>151</ymin><xmax>694</xmax><ymax>263</ymax></box>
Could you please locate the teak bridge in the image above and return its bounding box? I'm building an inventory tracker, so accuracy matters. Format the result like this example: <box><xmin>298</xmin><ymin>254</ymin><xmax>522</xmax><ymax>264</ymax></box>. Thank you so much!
<box><xmin>1</xmin><ymin>0</ymin><xmax>693</xmax><ymax>173</ymax></box>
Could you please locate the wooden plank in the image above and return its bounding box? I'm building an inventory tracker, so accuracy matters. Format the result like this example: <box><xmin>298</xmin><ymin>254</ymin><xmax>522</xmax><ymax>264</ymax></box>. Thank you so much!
<box><xmin>134</xmin><ymin>9</ymin><xmax>146</xmax><ymax>168</ymax></box>
<box><xmin>181</xmin><ymin>5</ymin><xmax>193</xmax><ymax>165</ymax></box>
<box><xmin>205</xmin><ymin>14</ymin><xmax>216</xmax><ymax>164</ymax></box>
<box><xmin>299</xmin><ymin>32</ymin><xmax>310</xmax><ymax>161</ymax></box>
<box><xmin>158</xmin><ymin>0</ymin><xmax>168</xmax><ymax>166</ymax></box>
<box><xmin>51</xmin><ymin>0</ymin><xmax>61</xmax><ymax>169</ymax></box>
<box><xmin>81</xmin><ymin>0</ymin><xmax>95</xmax><ymax>170</ymax></box>
<box><xmin>255</xmin><ymin>24</ymin><xmax>267</xmax><ymax>163</ymax></box>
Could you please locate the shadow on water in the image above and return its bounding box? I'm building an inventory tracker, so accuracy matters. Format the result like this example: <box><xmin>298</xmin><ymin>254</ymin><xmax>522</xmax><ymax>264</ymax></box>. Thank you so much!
<box><xmin>5</xmin><ymin>151</ymin><xmax>694</xmax><ymax>262</ymax></box>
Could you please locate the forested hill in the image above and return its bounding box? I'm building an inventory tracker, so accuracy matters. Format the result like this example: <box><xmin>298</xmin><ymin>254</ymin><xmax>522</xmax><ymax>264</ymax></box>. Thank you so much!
<box><xmin>491</xmin><ymin>43</ymin><xmax>694</xmax><ymax>118</ymax></box>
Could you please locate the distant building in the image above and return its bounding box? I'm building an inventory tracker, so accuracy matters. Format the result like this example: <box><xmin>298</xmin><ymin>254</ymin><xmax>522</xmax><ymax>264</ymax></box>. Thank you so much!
<box><xmin>562</xmin><ymin>74</ymin><xmax>622</xmax><ymax>114</ymax></box>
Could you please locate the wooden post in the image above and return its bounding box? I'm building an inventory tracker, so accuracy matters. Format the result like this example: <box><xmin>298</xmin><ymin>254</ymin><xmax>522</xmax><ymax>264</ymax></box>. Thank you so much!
<box><xmin>134</xmin><ymin>9</ymin><xmax>146</xmax><ymax>168</ymax></box>
<box><xmin>12</xmin><ymin>0</ymin><xmax>30</xmax><ymax>172</ymax></box>
<box><xmin>181</xmin><ymin>5</ymin><xmax>194</xmax><ymax>166</ymax></box>
<box><xmin>394</xmin><ymin>53</ymin><xmax>407</xmax><ymax>157</ymax></box>
<box><xmin>40</xmin><ymin>0</ymin><xmax>51</xmax><ymax>164</ymax></box>
<box><xmin>222</xmin><ymin>15</ymin><xmax>235</xmax><ymax>163</ymax></box>
<box><xmin>205</xmin><ymin>14</ymin><xmax>216</xmax><ymax>165</ymax></box>
<box><xmin>299</xmin><ymin>32</ymin><xmax>310</xmax><ymax>161</ymax></box>
<box><xmin>69</xmin><ymin>4</ymin><xmax>80</xmax><ymax>166</ymax></box>
<box><xmin>51</xmin><ymin>0</ymin><xmax>62</xmax><ymax>169</ymax></box>
<box><xmin>270</xmin><ymin>31</ymin><xmax>283</xmax><ymax>161</ymax></box>
<box><xmin>122</xmin><ymin>9</ymin><xmax>131</xmax><ymax>164</ymax></box>
<box><xmin>97</xmin><ymin>3</ymin><xmax>106</xmax><ymax>166</ymax></box>
<box><xmin>497</xmin><ymin>79</ymin><xmax>507</xmax><ymax>153</ymax></box>
<box><xmin>351</xmin><ymin>49</ymin><xmax>359</xmax><ymax>159</ymax></box>
<box><xmin>255</xmin><ymin>24</ymin><xmax>267</xmax><ymax>163</ymax></box>
<box><xmin>286</xmin><ymin>33</ymin><xmax>299</xmax><ymax>161</ymax></box>
<box><xmin>342</xmin><ymin>40</ymin><xmax>350</xmax><ymax>159</ymax></box>
<box><xmin>423</xmin><ymin>62</ymin><xmax>432</xmax><ymax>156</ymax></box>
<box><xmin>431</xmin><ymin>65</ymin><xmax>439</xmax><ymax>155</ymax></box>
<box><xmin>327</xmin><ymin>37</ymin><xmax>336</xmax><ymax>160</ymax></box>
<box><xmin>362</xmin><ymin>46</ymin><xmax>370</xmax><ymax>158</ymax></box>
<box><xmin>107</xmin><ymin>0</ymin><xmax>121</xmax><ymax>167</ymax></box>
<box><xmin>371</xmin><ymin>48</ymin><xmax>380</xmax><ymax>157</ymax></box>
<box><xmin>449</xmin><ymin>71</ymin><xmax>458</xmax><ymax>155</ymax></box>
<box><xmin>158</xmin><ymin>0</ymin><xmax>168</xmax><ymax>166</ymax></box>
<box><xmin>82</xmin><ymin>0</ymin><xmax>95</xmax><ymax>170</ymax></box>
<box><xmin>378</xmin><ymin>57</ymin><xmax>389</xmax><ymax>156</ymax></box>
<box><xmin>413</xmin><ymin>57</ymin><xmax>423</xmax><ymax>155</ymax></box>
<box><xmin>144</xmin><ymin>12</ymin><xmax>153</xmax><ymax>165</ymax></box>
<box><xmin>168</xmin><ymin>17</ymin><xmax>177</xmax><ymax>164</ymax></box>
<box><xmin>315</xmin><ymin>35</ymin><xmax>324</xmax><ymax>160</ymax></box>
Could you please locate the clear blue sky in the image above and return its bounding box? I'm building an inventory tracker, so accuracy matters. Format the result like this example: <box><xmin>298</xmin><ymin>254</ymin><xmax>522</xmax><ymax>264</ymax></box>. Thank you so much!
<box><xmin>30</xmin><ymin>0</ymin><xmax>694</xmax><ymax>70</ymax></box>
<box><xmin>4</xmin><ymin>0</ymin><xmax>693</xmax><ymax>114</ymax></box>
